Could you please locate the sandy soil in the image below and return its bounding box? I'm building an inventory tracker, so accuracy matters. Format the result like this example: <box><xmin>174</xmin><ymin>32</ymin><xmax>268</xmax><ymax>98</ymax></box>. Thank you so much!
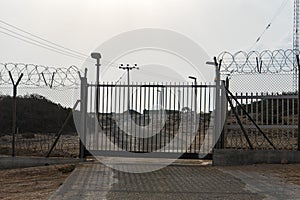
<box><xmin>0</xmin><ymin>164</ymin><xmax>75</xmax><ymax>200</ymax></box>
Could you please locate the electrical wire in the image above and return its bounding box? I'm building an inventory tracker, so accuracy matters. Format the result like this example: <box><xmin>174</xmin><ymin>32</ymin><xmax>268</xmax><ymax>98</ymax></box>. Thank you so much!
<box><xmin>115</xmin><ymin>71</ymin><xmax>128</xmax><ymax>85</ymax></box>
<box><xmin>0</xmin><ymin>18</ymin><xmax>121</xmax><ymax>68</ymax></box>
<box><xmin>0</xmin><ymin>30</ymin><xmax>87</xmax><ymax>61</ymax></box>
<box><xmin>0</xmin><ymin>19</ymin><xmax>88</xmax><ymax>57</ymax></box>
<box><xmin>249</xmin><ymin>0</ymin><xmax>290</xmax><ymax>51</ymax></box>
<box><xmin>0</xmin><ymin>25</ymin><xmax>87</xmax><ymax>60</ymax></box>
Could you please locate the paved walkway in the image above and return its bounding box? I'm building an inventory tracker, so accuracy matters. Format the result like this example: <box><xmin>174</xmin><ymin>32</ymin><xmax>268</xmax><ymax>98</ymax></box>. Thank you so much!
<box><xmin>50</xmin><ymin>158</ymin><xmax>300</xmax><ymax>200</ymax></box>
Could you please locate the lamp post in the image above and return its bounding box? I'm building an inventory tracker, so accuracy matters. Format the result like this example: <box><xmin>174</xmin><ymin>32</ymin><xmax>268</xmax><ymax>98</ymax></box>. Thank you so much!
<box><xmin>91</xmin><ymin>52</ymin><xmax>101</xmax><ymax>116</ymax></box>
<box><xmin>91</xmin><ymin>52</ymin><xmax>101</xmax><ymax>149</ymax></box>
<box><xmin>188</xmin><ymin>76</ymin><xmax>197</xmax><ymax>134</ymax></box>
<box><xmin>189</xmin><ymin>76</ymin><xmax>197</xmax><ymax>111</ymax></box>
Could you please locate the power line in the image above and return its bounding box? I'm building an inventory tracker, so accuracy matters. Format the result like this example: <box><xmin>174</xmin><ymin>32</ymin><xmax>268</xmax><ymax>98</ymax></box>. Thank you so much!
<box><xmin>0</xmin><ymin>25</ymin><xmax>87</xmax><ymax>60</ymax></box>
<box><xmin>249</xmin><ymin>0</ymin><xmax>290</xmax><ymax>51</ymax></box>
<box><xmin>0</xmin><ymin>25</ymin><xmax>120</xmax><ymax>67</ymax></box>
<box><xmin>0</xmin><ymin>19</ymin><xmax>88</xmax><ymax>57</ymax></box>
<box><xmin>0</xmin><ymin>18</ymin><xmax>122</xmax><ymax>68</ymax></box>
<box><xmin>0</xmin><ymin>30</ymin><xmax>87</xmax><ymax>61</ymax></box>
<box><xmin>115</xmin><ymin>71</ymin><xmax>128</xmax><ymax>85</ymax></box>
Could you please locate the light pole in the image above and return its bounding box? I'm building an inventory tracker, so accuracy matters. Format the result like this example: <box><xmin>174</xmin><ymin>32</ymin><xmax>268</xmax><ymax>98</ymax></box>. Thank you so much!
<box><xmin>91</xmin><ymin>52</ymin><xmax>101</xmax><ymax>116</ymax></box>
<box><xmin>91</xmin><ymin>52</ymin><xmax>101</xmax><ymax>149</ymax></box>
<box><xmin>119</xmin><ymin>64</ymin><xmax>139</xmax><ymax>110</ymax></box>
<box><xmin>188</xmin><ymin>76</ymin><xmax>197</xmax><ymax>134</ymax></box>
<box><xmin>188</xmin><ymin>76</ymin><xmax>197</xmax><ymax>107</ymax></box>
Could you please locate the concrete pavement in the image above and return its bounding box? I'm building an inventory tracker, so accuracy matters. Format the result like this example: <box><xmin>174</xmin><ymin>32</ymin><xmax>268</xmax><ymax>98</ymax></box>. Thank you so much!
<box><xmin>50</xmin><ymin>158</ymin><xmax>300</xmax><ymax>200</ymax></box>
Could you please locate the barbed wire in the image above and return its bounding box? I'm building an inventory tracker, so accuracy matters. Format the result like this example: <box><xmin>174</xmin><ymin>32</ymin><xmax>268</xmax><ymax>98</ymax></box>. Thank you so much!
<box><xmin>0</xmin><ymin>63</ymin><xmax>82</xmax><ymax>88</ymax></box>
<box><xmin>218</xmin><ymin>49</ymin><xmax>299</xmax><ymax>74</ymax></box>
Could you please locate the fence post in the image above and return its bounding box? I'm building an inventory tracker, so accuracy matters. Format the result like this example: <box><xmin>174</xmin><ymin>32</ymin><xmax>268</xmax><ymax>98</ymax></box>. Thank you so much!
<box><xmin>219</xmin><ymin>80</ymin><xmax>227</xmax><ymax>149</ymax></box>
<box><xmin>214</xmin><ymin>58</ymin><xmax>221</xmax><ymax>148</ymax></box>
<box><xmin>79</xmin><ymin>69</ymin><xmax>88</xmax><ymax>160</ymax></box>
<box><xmin>8</xmin><ymin>71</ymin><xmax>23</xmax><ymax>157</ymax></box>
<box><xmin>296</xmin><ymin>55</ymin><xmax>300</xmax><ymax>151</ymax></box>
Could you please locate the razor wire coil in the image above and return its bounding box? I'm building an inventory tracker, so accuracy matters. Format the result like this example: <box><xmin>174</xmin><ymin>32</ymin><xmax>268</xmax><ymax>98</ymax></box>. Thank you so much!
<box><xmin>218</xmin><ymin>49</ymin><xmax>299</xmax><ymax>74</ymax></box>
<box><xmin>0</xmin><ymin>63</ymin><xmax>81</xmax><ymax>88</ymax></box>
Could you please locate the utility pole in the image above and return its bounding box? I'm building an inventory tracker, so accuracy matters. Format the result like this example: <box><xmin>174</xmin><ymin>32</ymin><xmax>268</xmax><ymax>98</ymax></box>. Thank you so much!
<box><xmin>119</xmin><ymin>64</ymin><xmax>139</xmax><ymax>110</ymax></box>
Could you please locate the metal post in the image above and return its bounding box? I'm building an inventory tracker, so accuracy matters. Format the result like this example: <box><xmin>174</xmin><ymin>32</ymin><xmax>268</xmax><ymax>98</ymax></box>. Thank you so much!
<box><xmin>220</xmin><ymin>80</ymin><xmax>227</xmax><ymax>149</ymax></box>
<box><xmin>214</xmin><ymin>58</ymin><xmax>221</xmax><ymax>146</ymax></box>
<box><xmin>12</xmin><ymin>85</ymin><xmax>17</xmax><ymax>157</ymax></box>
<box><xmin>91</xmin><ymin>53</ymin><xmax>101</xmax><ymax>153</ymax></box>
<box><xmin>8</xmin><ymin>71</ymin><xmax>23</xmax><ymax>157</ymax></box>
<box><xmin>161</xmin><ymin>87</ymin><xmax>164</xmax><ymax>109</ymax></box>
<box><xmin>46</xmin><ymin>100</ymin><xmax>80</xmax><ymax>157</ymax></box>
<box><xmin>91</xmin><ymin>53</ymin><xmax>101</xmax><ymax>117</ymax></box>
<box><xmin>188</xmin><ymin>76</ymin><xmax>197</xmax><ymax>134</ymax></box>
<box><xmin>206</xmin><ymin>59</ymin><xmax>221</xmax><ymax>147</ymax></box>
<box><xmin>178</xmin><ymin>89</ymin><xmax>181</xmax><ymax>111</ymax></box>
<box><xmin>296</xmin><ymin>55</ymin><xmax>300</xmax><ymax>151</ymax></box>
<box><xmin>79</xmin><ymin>69</ymin><xmax>88</xmax><ymax>160</ymax></box>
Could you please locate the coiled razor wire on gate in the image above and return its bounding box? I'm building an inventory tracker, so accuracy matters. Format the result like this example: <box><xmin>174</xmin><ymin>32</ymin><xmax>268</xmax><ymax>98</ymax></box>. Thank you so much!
<box><xmin>218</xmin><ymin>49</ymin><xmax>299</xmax><ymax>74</ymax></box>
<box><xmin>0</xmin><ymin>63</ymin><xmax>82</xmax><ymax>88</ymax></box>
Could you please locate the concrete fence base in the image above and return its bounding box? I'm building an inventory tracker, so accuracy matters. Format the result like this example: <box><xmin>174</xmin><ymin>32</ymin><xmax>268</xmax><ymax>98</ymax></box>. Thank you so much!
<box><xmin>0</xmin><ymin>156</ymin><xmax>80</xmax><ymax>169</ymax></box>
<box><xmin>212</xmin><ymin>149</ymin><xmax>300</xmax><ymax>166</ymax></box>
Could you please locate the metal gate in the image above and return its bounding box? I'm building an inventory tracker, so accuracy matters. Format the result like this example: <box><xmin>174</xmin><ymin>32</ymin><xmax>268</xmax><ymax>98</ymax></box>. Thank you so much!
<box><xmin>78</xmin><ymin>77</ymin><xmax>223</xmax><ymax>158</ymax></box>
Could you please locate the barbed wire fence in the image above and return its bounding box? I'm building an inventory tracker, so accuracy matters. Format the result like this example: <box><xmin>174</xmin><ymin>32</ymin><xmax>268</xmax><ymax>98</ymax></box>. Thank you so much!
<box><xmin>0</xmin><ymin>63</ymin><xmax>82</xmax><ymax>157</ymax></box>
<box><xmin>0</xmin><ymin>63</ymin><xmax>81</xmax><ymax>87</ymax></box>
<box><xmin>218</xmin><ymin>49</ymin><xmax>299</xmax><ymax>150</ymax></box>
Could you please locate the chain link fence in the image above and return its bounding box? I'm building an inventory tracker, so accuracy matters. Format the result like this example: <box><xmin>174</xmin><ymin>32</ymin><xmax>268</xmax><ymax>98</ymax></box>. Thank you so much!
<box><xmin>0</xmin><ymin>63</ymin><xmax>81</xmax><ymax>157</ymax></box>
<box><xmin>218</xmin><ymin>49</ymin><xmax>299</xmax><ymax>150</ymax></box>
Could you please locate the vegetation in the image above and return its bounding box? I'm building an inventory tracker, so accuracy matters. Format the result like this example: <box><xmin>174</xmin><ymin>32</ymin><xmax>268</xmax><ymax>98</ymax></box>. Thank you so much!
<box><xmin>0</xmin><ymin>94</ymin><xmax>76</xmax><ymax>135</ymax></box>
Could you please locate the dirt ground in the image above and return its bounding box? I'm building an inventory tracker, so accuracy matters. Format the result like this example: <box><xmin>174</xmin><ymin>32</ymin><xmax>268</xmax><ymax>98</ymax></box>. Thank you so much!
<box><xmin>0</xmin><ymin>164</ymin><xmax>75</xmax><ymax>200</ymax></box>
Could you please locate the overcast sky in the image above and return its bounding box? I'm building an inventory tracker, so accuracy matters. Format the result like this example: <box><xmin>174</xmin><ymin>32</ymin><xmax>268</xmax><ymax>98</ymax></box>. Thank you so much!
<box><xmin>0</xmin><ymin>0</ymin><xmax>293</xmax><ymax>68</ymax></box>
<box><xmin>0</xmin><ymin>0</ymin><xmax>295</xmax><ymax>108</ymax></box>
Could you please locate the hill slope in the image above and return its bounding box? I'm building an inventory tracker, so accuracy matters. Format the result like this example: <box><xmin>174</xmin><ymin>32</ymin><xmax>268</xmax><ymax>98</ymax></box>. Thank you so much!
<box><xmin>0</xmin><ymin>94</ymin><xmax>76</xmax><ymax>134</ymax></box>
